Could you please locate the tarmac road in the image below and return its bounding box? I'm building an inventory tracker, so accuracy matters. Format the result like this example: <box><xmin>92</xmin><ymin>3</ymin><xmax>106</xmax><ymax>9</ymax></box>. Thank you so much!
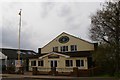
<box><xmin>1</xmin><ymin>77</ymin><xmax>119</xmax><ymax>80</ymax></box>
<box><xmin>1</xmin><ymin>73</ymin><xmax>119</xmax><ymax>80</ymax></box>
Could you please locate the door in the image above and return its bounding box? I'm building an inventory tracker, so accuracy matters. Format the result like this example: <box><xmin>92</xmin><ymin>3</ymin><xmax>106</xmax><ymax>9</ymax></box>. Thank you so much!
<box><xmin>50</xmin><ymin>60</ymin><xmax>57</xmax><ymax>67</ymax></box>
<box><xmin>50</xmin><ymin>60</ymin><xmax>57</xmax><ymax>75</ymax></box>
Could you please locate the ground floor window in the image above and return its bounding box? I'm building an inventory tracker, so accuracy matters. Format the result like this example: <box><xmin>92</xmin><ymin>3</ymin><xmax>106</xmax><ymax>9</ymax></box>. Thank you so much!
<box><xmin>31</xmin><ymin>60</ymin><xmax>36</xmax><ymax>66</ymax></box>
<box><xmin>76</xmin><ymin>60</ymin><xmax>84</xmax><ymax>67</ymax></box>
<box><xmin>50</xmin><ymin>60</ymin><xmax>57</xmax><ymax>67</ymax></box>
<box><xmin>38</xmin><ymin>60</ymin><xmax>44</xmax><ymax>66</ymax></box>
<box><xmin>65</xmin><ymin>60</ymin><xmax>73</xmax><ymax>67</ymax></box>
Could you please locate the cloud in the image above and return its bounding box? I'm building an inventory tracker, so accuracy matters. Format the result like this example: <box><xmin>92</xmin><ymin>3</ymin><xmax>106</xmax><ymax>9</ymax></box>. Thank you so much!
<box><xmin>1</xmin><ymin>2</ymin><xmax>102</xmax><ymax>51</ymax></box>
<box><xmin>40</xmin><ymin>2</ymin><xmax>55</xmax><ymax>18</ymax></box>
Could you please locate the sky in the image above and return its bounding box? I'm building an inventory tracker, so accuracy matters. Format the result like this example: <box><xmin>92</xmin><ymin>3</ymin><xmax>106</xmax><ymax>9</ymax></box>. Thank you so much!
<box><xmin>0</xmin><ymin>0</ymin><xmax>107</xmax><ymax>52</ymax></box>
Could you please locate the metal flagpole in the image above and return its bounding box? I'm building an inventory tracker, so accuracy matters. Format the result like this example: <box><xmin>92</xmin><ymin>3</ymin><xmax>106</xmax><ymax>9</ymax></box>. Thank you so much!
<box><xmin>18</xmin><ymin>9</ymin><xmax>22</xmax><ymax>68</ymax></box>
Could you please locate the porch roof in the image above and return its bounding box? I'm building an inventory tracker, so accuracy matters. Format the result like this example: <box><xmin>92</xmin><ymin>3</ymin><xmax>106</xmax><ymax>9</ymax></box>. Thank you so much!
<box><xmin>29</xmin><ymin>51</ymin><xmax>92</xmax><ymax>59</ymax></box>
<box><xmin>58</xmin><ymin>51</ymin><xmax>92</xmax><ymax>57</ymax></box>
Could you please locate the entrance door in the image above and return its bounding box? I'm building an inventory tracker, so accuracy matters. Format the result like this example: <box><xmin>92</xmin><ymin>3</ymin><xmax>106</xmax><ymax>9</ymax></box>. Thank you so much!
<box><xmin>50</xmin><ymin>60</ymin><xmax>57</xmax><ymax>75</ymax></box>
<box><xmin>50</xmin><ymin>60</ymin><xmax>57</xmax><ymax>67</ymax></box>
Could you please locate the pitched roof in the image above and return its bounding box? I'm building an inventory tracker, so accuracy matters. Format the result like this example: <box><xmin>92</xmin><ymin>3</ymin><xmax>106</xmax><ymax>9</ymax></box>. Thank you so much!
<box><xmin>39</xmin><ymin>52</ymin><xmax>70</xmax><ymax>59</ymax></box>
<box><xmin>41</xmin><ymin>32</ymin><xmax>94</xmax><ymax>49</ymax></box>
<box><xmin>0</xmin><ymin>48</ymin><xmax>37</xmax><ymax>59</ymax></box>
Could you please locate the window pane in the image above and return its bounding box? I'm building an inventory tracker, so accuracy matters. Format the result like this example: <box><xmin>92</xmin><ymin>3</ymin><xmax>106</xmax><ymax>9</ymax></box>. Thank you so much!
<box><xmin>75</xmin><ymin>45</ymin><xmax>77</xmax><ymax>51</ymax></box>
<box><xmin>55</xmin><ymin>61</ymin><xmax>57</xmax><ymax>67</ymax></box>
<box><xmin>70</xmin><ymin>60</ymin><xmax>73</xmax><ymax>66</ymax></box>
<box><xmin>38</xmin><ymin>61</ymin><xmax>40</xmax><ymax>66</ymax></box>
<box><xmin>65</xmin><ymin>60</ymin><xmax>69</xmax><ymax>67</ymax></box>
<box><xmin>63</xmin><ymin>46</ymin><xmax>65</xmax><ymax>51</ymax></box>
<box><xmin>71</xmin><ymin>45</ymin><xmax>74</xmax><ymax>51</ymax></box>
<box><xmin>41</xmin><ymin>60</ymin><xmax>43</xmax><ymax>66</ymax></box>
<box><xmin>53</xmin><ymin>47</ymin><xmax>54</xmax><ymax>51</ymax></box>
<box><xmin>71</xmin><ymin>45</ymin><xmax>77</xmax><ymax>51</ymax></box>
<box><xmin>66</xmin><ymin>46</ymin><xmax>68</xmax><ymax>51</ymax></box>
<box><xmin>31</xmin><ymin>61</ymin><xmax>36</xmax><ymax>66</ymax></box>
<box><xmin>38</xmin><ymin>60</ymin><xmax>44</xmax><ymax>66</ymax></box>
<box><xmin>53</xmin><ymin>47</ymin><xmax>58</xmax><ymax>52</ymax></box>
<box><xmin>55</xmin><ymin>47</ymin><xmax>58</xmax><ymax>52</ymax></box>
<box><xmin>61</xmin><ymin>46</ymin><xmax>68</xmax><ymax>52</ymax></box>
<box><xmin>61</xmin><ymin>46</ymin><xmax>63</xmax><ymax>52</ymax></box>
<box><xmin>51</xmin><ymin>61</ymin><xmax>53</xmax><ymax>67</ymax></box>
<box><xmin>76</xmin><ymin>60</ymin><xmax>80</xmax><ymax>67</ymax></box>
<box><xmin>66</xmin><ymin>60</ymin><xmax>73</xmax><ymax>67</ymax></box>
<box><xmin>81</xmin><ymin>60</ymin><xmax>84</xmax><ymax>66</ymax></box>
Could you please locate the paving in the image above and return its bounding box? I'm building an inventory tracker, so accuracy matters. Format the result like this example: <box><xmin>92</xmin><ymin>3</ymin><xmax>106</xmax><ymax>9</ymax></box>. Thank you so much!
<box><xmin>0</xmin><ymin>73</ymin><xmax>119</xmax><ymax>80</ymax></box>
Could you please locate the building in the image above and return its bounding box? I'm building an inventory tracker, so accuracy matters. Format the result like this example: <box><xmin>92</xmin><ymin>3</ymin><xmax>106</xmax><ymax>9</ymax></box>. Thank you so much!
<box><xmin>0</xmin><ymin>51</ymin><xmax>7</xmax><ymax>73</ymax></box>
<box><xmin>29</xmin><ymin>32</ymin><xmax>97</xmax><ymax>75</ymax></box>
<box><xmin>0</xmin><ymin>48</ymin><xmax>37</xmax><ymax>72</ymax></box>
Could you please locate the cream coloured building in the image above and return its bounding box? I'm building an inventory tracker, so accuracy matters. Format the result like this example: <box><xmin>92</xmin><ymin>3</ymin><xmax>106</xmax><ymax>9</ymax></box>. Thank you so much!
<box><xmin>29</xmin><ymin>32</ymin><xmax>97</xmax><ymax>74</ymax></box>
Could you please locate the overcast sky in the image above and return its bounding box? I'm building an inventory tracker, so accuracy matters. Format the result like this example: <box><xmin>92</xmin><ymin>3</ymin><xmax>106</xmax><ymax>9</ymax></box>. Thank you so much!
<box><xmin>0</xmin><ymin>0</ymin><xmax>107</xmax><ymax>52</ymax></box>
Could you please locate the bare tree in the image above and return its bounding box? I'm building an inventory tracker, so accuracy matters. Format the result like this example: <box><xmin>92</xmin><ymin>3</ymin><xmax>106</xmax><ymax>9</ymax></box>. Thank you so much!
<box><xmin>90</xmin><ymin>1</ymin><xmax>120</xmax><ymax>76</ymax></box>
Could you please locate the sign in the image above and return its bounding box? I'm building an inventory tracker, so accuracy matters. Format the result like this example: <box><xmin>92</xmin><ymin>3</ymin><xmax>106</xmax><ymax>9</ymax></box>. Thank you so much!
<box><xmin>15</xmin><ymin>60</ymin><xmax>22</xmax><ymax>67</ymax></box>
<box><xmin>48</xmin><ymin>54</ymin><xmax>59</xmax><ymax>58</ymax></box>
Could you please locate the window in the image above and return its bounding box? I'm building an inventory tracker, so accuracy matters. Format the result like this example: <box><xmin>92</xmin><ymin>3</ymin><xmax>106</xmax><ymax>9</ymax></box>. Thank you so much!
<box><xmin>38</xmin><ymin>60</ymin><xmax>44</xmax><ymax>66</ymax></box>
<box><xmin>61</xmin><ymin>46</ymin><xmax>68</xmax><ymax>52</ymax></box>
<box><xmin>51</xmin><ymin>60</ymin><xmax>57</xmax><ymax>67</ymax></box>
<box><xmin>53</xmin><ymin>47</ymin><xmax>58</xmax><ymax>52</ymax></box>
<box><xmin>65</xmin><ymin>60</ymin><xmax>73</xmax><ymax>67</ymax></box>
<box><xmin>59</xmin><ymin>36</ymin><xmax>69</xmax><ymax>43</ymax></box>
<box><xmin>76</xmin><ymin>60</ymin><xmax>84</xmax><ymax>67</ymax></box>
<box><xmin>31</xmin><ymin>60</ymin><xmax>36</xmax><ymax>66</ymax></box>
<box><xmin>71</xmin><ymin>45</ymin><xmax>77</xmax><ymax>51</ymax></box>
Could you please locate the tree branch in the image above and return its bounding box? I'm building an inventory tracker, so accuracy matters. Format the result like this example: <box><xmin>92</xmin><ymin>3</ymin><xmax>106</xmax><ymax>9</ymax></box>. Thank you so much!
<box><xmin>102</xmin><ymin>37</ymin><xmax>111</xmax><ymax>44</ymax></box>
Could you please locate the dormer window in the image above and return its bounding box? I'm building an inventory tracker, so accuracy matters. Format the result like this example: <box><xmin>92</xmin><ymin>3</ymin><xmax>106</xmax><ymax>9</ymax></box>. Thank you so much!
<box><xmin>71</xmin><ymin>45</ymin><xmax>77</xmax><ymax>51</ymax></box>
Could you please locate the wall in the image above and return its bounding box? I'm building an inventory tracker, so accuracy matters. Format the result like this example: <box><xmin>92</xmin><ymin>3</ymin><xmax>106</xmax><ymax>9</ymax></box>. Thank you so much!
<box><xmin>41</xmin><ymin>33</ymin><xmax>94</xmax><ymax>53</ymax></box>
<box><xmin>29</xmin><ymin>55</ymin><xmax>88</xmax><ymax>72</ymax></box>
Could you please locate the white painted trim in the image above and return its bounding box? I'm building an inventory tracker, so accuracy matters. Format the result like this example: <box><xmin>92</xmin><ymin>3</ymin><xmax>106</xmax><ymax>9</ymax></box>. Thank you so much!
<box><xmin>39</xmin><ymin>52</ymin><xmax>70</xmax><ymax>59</ymax></box>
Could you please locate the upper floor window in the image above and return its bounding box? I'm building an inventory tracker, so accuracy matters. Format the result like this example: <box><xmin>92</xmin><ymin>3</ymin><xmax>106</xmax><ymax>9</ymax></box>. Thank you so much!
<box><xmin>31</xmin><ymin>60</ymin><xmax>36</xmax><ymax>66</ymax></box>
<box><xmin>53</xmin><ymin>47</ymin><xmax>58</xmax><ymax>52</ymax></box>
<box><xmin>71</xmin><ymin>45</ymin><xmax>77</xmax><ymax>51</ymax></box>
<box><xmin>65</xmin><ymin>60</ymin><xmax>73</xmax><ymax>67</ymax></box>
<box><xmin>38</xmin><ymin>60</ymin><xmax>44</xmax><ymax>66</ymax></box>
<box><xmin>76</xmin><ymin>60</ymin><xmax>84</xmax><ymax>67</ymax></box>
<box><xmin>61</xmin><ymin>46</ymin><xmax>68</xmax><ymax>52</ymax></box>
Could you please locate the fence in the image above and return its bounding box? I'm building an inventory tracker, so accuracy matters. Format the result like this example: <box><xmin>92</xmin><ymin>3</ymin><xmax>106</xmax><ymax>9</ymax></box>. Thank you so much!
<box><xmin>32</xmin><ymin>67</ymin><xmax>101</xmax><ymax>76</ymax></box>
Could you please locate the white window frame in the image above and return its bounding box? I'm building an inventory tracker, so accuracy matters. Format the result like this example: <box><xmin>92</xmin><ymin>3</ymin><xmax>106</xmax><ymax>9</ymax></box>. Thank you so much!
<box><xmin>71</xmin><ymin>45</ymin><xmax>77</xmax><ymax>52</ymax></box>
<box><xmin>61</xmin><ymin>46</ymin><xmax>68</xmax><ymax>52</ymax></box>
<box><xmin>53</xmin><ymin>46</ymin><xmax>58</xmax><ymax>52</ymax></box>
<box><xmin>65</xmin><ymin>60</ymin><xmax>73</xmax><ymax>67</ymax></box>
<box><xmin>31</xmin><ymin>60</ymin><xmax>36</xmax><ymax>66</ymax></box>
<box><xmin>38</xmin><ymin>60</ymin><xmax>44</xmax><ymax>66</ymax></box>
<box><xmin>76</xmin><ymin>60</ymin><xmax>84</xmax><ymax>67</ymax></box>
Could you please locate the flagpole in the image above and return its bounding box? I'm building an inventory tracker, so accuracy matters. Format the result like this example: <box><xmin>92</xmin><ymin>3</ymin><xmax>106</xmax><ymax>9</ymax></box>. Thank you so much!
<box><xmin>18</xmin><ymin>9</ymin><xmax>22</xmax><ymax>67</ymax></box>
